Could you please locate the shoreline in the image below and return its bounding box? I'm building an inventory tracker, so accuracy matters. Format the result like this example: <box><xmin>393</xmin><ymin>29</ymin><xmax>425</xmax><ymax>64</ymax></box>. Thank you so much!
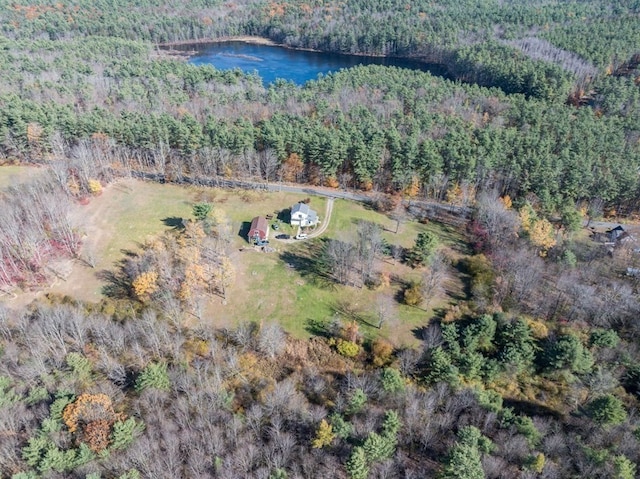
<box><xmin>157</xmin><ymin>35</ymin><xmax>425</xmax><ymax>60</ymax></box>
<box><xmin>159</xmin><ymin>35</ymin><xmax>278</xmax><ymax>48</ymax></box>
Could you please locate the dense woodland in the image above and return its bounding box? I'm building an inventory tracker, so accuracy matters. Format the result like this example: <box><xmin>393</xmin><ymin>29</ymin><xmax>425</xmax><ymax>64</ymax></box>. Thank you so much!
<box><xmin>1</xmin><ymin>0</ymin><xmax>640</xmax><ymax>478</ymax></box>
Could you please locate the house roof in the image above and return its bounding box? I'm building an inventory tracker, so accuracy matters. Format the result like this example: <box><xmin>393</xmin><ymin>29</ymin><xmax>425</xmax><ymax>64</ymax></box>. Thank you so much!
<box><xmin>249</xmin><ymin>216</ymin><xmax>268</xmax><ymax>235</ymax></box>
<box><xmin>292</xmin><ymin>202</ymin><xmax>310</xmax><ymax>216</ymax></box>
<box><xmin>292</xmin><ymin>202</ymin><xmax>317</xmax><ymax>217</ymax></box>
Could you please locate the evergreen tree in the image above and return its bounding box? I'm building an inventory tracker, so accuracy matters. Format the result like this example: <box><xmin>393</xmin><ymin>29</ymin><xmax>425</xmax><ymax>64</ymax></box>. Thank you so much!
<box><xmin>346</xmin><ymin>447</ymin><xmax>369</xmax><ymax>479</ymax></box>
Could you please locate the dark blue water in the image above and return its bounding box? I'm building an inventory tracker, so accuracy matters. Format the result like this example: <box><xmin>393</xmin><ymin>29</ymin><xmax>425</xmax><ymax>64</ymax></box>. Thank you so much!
<box><xmin>187</xmin><ymin>42</ymin><xmax>448</xmax><ymax>85</ymax></box>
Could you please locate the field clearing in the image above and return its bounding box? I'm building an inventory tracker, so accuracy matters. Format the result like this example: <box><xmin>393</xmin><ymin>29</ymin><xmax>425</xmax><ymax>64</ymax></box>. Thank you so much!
<box><xmin>208</xmin><ymin>241</ymin><xmax>443</xmax><ymax>345</ymax></box>
<box><xmin>10</xmin><ymin>179</ymin><xmax>467</xmax><ymax>346</ymax></box>
<box><xmin>0</xmin><ymin>164</ymin><xmax>44</xmax><ymax>188</ymax></box>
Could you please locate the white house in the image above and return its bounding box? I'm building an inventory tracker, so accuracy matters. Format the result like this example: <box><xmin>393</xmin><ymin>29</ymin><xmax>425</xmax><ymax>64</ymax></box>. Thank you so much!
<box><xmin>290</xmin><ymin>202</ymin><xmax>318</xmax><ymax>227</ymax></box>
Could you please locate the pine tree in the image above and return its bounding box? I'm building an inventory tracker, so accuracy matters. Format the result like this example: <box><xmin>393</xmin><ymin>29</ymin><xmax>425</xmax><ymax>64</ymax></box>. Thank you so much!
<box><xmin>135</xmin><ymin>362</ymin><xmax>171</xmax><ymax>393</ymax></box>
<box><xmin>346</xmin><ymin>447</ymin><xmax>369</xmax><ymax>479</ymax></box>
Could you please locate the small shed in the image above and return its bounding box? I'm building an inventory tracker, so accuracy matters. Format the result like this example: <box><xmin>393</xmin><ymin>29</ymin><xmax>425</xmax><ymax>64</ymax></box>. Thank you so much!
<box><xmin>609</xmin><ymin>225</ymin><xmax>636</xmax><ymax>245</ymax></box>
<box><xmin>248</xmin><ymin>216</ymin><xmax>269</xmax><ymax>243</ymax></box>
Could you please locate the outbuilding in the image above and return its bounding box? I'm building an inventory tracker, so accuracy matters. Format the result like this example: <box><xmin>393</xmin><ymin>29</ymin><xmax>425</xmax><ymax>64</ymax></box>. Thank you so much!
<box><xmin>248</xmin><ymin>216</ymin><xmax>269</xmax><ymax>243</ymax></box>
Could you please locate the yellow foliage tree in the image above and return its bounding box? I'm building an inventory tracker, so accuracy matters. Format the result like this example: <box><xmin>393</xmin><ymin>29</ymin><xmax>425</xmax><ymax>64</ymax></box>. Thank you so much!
<box><xmin>500</xmin><ymin>195</ymin><xmax>512</xmax><ymax>209</ymax></box>
<box><xmin>530</xmin><ymin>453</ymin><xmax>545</xmax><ymax>473</ymax></box>
<box><xmin>404</xmin><ymin>176</ymin><xmax>420</xmax><ymax>197</ymax></box>
<box><xmin>132</xmin><ymin>271</ymin><xmax>159</xmax><ymax>301</ymax></box>
<box><xmin>519</xmin><ymin>204</ymin><xmax>536</xmax><ymax>232</ymax></box>
<box><xmin>209</xmin><ymin>207</ymin><xmax>228</xmax><ymax>226</ymax></box>
<box><xmin>445</xmin><ymin>183</ymin><xmax>462</xmax><ymax>205</ymax></box>
<box><xmin>360</xmin><ymin>179</ymin><xmax>373</xmax><ymax>191</ymax></box>
<box><xmin>179</xmin><ymin>221</ymin><xmax>206</xmax><ymax>249</ymax></box>
<box><xmin>325</xmin><ymin>176</ymin><xmax>339</xmax><ymax>188</ymax></box>
<box><xmin>179</xmin><ymin>263</ymin><xmax>207</xmax><ymax>302</ymax></box>
<box><xmin>26</xmin><ymin>122</ymin><xmax>43</xmax><ymax>148</ymax></box>
<box><xmin>212</xmin><ymin>256</ymin><xmax>235</xmax><ymax>299</ymax></box>
<box><xmin>529</xmin><ymin>218</ymin><xmax>556</xmax><ymax>252</ymax></box>
<box><xmin>312</xmin><ymin>419</ymin><xmax>336</xmax><ymax>448</ymax></box>
<box><xmin>88</xmin><ymin>179</ymin><xmax>102</xmax><ymax>195</ymax></box>
<box><xmin>371</xmin><ymin>338</ymin><xmax>394</xmax><ymax>367</ymax></box>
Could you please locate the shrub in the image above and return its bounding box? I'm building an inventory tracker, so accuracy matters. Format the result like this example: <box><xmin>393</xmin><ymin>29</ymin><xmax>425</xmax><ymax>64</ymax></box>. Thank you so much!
<box><xmin>336</xmin><ymin>339</ymin><xmax>360</xmax><ymax>358</ymax></box>
<box><xmin>371</xmin><ymin>338</ymin><xmax>394</xmax><ymax>367</ymax></box>
<box><xmin>87</xmin><ymin>179</ymin><xmax>102</xmax><ymax>195</ymax></box>
<box><xmin>403</xmin><ymin>282</ymin><xmax>424</xmax><ymax>306</ymax></box>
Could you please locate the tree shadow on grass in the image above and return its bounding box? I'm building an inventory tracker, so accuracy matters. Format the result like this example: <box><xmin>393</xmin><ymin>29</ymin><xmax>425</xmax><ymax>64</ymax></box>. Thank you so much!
<box><xmin>96</xmin><ymin>268</ymin><xmax>130</xmax><ymax>299</ymax></box>
<box><xmin>238</xmin><ymin>221</ymin><xmax>251</xmax><ymax>243</ymax></box>
<box><xmin>451</xmin><ymin>259</ymin><xmax>472</xmax><ymax>300</ymax></box>
<box><xmin>305</xmin><ymin>317</ymin><xmax>332</xmax><ymax>338</ymax></box>
<box><xmin>96</xmin><ymin>249</ymin><xmax>139</xmax><ymax>299</ymax></box>
<box><xmin>277</xmin><ymin>208</ymin><xmax>291</xmax><ymax>223</ymax></box>
<box><xmin>162</xmin><ymin>216</ymin><xmax>185</xmax><ymax>230</ymax></box>
<box><xmin>278</xmin><ymin>239</ymin><xmax>335</xmax><ymax>288</ymax></box>
<box><xmin>330</xmin><ymin>299</ymin><xmax>377</xmax><ymax>329</ymax></box>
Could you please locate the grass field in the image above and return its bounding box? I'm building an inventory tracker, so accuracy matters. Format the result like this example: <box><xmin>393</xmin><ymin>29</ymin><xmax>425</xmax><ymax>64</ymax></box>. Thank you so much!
<box><xmin>0</xmin><ymin>164</ymin><xmax>43</xmax><ymax>188</ymax></box>
<box><xmin>14</xmin><ymin>179</ymin><xmax>469</xmax><ymax>346</ymax></box>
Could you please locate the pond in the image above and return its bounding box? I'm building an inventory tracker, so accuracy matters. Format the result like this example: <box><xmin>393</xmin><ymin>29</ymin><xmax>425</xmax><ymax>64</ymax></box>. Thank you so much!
<box><xmin>186</xmin><ymin>41</ymin><xmax>450</xmax><ymax>85</ymax></box>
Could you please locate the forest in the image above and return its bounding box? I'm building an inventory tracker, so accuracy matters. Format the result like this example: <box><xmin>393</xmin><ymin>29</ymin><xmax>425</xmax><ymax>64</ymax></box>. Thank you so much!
<box><xmin>0</xmin><ymin>0</ymin><xmax>640</xmax><ymax>478</ymax></box>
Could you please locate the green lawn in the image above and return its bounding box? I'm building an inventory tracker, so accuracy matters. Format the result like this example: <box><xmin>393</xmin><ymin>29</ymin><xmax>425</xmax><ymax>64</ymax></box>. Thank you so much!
<box><xmin>223</xmin><ymin>242</ymin><xmax>435</xmax><ymax>345</ymax></box>
<box><xmin>94</xmin><ymin>182</ymin><xmax>324</xmax><ymax>265</ymax></box>
<box><xmin>48</xmin><ymin>179</ymin><xmax>469</xmax><ymax>346</ymax></box>
<box><xmin>0</xmin><ymin>164</ymin><xmax>43</xmax><ymax>189</ymax></box>
<box><xmin>219</xmin><ymin>197</ymin><xmax>468</xmax><ymax>344</ymax></box>
<box><xmin>328</xmin><ymin>198</ymin><xmax>469</xmax><ymax>251</ymax></box>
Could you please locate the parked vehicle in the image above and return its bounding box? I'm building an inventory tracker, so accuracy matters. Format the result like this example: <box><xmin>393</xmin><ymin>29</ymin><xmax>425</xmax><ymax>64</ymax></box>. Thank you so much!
<box><xmin>276</xmin><ymin>234</ymin><xmax>291</xmax><ymax>240</ymax></box>
<box><xmin>295</xmin><ymin>233</ymin><xmax>308</xmax><ymax>240</ymax></box>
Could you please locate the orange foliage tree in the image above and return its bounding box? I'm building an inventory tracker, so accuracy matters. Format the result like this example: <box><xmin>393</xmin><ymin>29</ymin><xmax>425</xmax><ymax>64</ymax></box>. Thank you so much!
<box><xmin>62</xmin><ymin>393</ymin><xmax>124</xmax><ymax>452</ymax></box>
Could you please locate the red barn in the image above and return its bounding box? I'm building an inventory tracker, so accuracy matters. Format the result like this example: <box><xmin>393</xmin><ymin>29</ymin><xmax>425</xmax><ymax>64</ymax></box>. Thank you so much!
<box><xmin>248</xmin><ymin>216</ymin><xmax>269</xmax><ymax>243</ymax></box>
